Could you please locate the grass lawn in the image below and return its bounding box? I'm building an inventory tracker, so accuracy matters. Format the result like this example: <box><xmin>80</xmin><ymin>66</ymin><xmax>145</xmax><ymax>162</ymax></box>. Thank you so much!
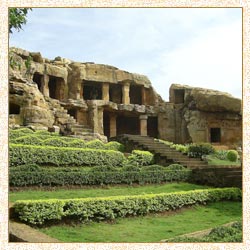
<box><xmin>207</xmin><ymin>155</ymin><xmax>241</xmax><ymax>166</ymax></box>
<box><xmin>9</xmin><ymin>182</ymin><xmax>210</xmax><ymax>202</ymax></box>
<box><xmin>39</xmin><ymin>201</ymin><xmax>242</xmax><ymax>243</ymax></box>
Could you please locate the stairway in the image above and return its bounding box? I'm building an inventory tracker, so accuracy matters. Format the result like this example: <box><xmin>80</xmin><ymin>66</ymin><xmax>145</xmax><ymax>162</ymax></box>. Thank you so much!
<box><xmin>114</xmin><ymin>134</ymin><xmax>208</xmax><ymax>169</ymax></box>
<box><xmin>45</xmin><ymin>97</ymin><xmax>93</xmax><ymax>136</ymax></box>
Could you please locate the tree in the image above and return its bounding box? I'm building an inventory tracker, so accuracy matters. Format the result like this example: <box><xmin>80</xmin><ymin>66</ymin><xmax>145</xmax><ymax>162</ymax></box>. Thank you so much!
<box><xmin>9</xmin><ymin>8</ymin><xmax>32</xmax><ymax>34</ymax></box>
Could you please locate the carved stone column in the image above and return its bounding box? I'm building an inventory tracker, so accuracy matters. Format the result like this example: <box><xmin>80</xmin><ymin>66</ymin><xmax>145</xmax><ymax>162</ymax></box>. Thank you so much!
<box><xmin>122</xmin><ymin>82</ymin><xmax>130</xmax><ymax>104</ymax></box>
<box><xmin>139</xmin><ymin>115</ymin><xmax>148</xmax><ymax>136</ymax></box>
<box><xmin>41</xmin><ymin>74</ymin><xmax>49</xmax><ymax>97</ymax></box>
<box><xmin>110</xmin><ymin>114</ymin><xmax>117</xmax><ymax>138</ymax></box>
<box><xmin>89</xmin><ymin>104</ymin><xmax>98</xmax><ymax>133</ymax></box>
<box><xmin>102</xmin><ymin>83</ymin><xmax>109</xmax><ymax>101</ymax></box>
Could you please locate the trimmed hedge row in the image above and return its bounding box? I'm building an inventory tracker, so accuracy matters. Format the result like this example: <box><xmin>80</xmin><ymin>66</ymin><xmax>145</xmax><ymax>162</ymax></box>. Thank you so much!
<box><xmin>9</xmin><ymin>166</ymin><xmax>192</xmax><ymax>187</ymax></box>
<box><xmin>11</xmin><ymin>135</ymin><xmax>124</xmax><ymax>151</ymax></box>
<box><xmin>13</xmin><ymin>187</ymin><xmax>242</xmax><ymax>225</ymax></box>
<box><xmin>9</xmin><ymin>144</ymin><xmax>125</xmax><ymax>167</ymax></box>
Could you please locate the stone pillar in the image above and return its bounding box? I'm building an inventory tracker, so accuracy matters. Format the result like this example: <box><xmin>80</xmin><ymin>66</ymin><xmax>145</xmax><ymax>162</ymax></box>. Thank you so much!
<box><xmin>102</xmin><ymin>83</ymin><xmax>109</xmax><ymax>101</ymax></box>
<box><xmin>110</xmin><ymin>114</ymin><xmax>117</xmax><ymax>138</ymax></box>
<box><xmin>139</xmin><ymin>115</ymin><xmax>148</xmax><ymax>136</ymax></box>
<box><xmin>89</xmin><ymin>104</ymin><xmax>98</xmax><ymax>133</ymax></box>
<box><xmin>122</xmin><ymin>82</ymin><xmax>130</xmax><ymax>104</ymax></box>
<box><xmin>98</xmin><ymin>107</ymin><xmax>104</xmax><ymax>135</ymax></box>
<box><xmin>41</xmin><ymin>74</ymin><xmax>49</xmax><ymax>97</ymax></box>
<box><xmin>76</xmin><ymin>80</ymin><xmax>82</xmax><ymax>100</ymax></box>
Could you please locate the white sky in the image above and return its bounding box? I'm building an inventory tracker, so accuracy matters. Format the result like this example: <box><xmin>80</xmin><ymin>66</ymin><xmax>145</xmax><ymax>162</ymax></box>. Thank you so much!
<box><xmin>10</xmin><ymin>8</ymin><xmax>242</xmax><ymax>101</ymax></box>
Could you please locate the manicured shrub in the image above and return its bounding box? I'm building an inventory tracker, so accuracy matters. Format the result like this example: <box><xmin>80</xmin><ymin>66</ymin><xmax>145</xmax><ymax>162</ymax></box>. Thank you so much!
<box><xmin>128</xmin><ymin>150</ymin><xmax>154</xmax><ymax>166</ymax></box>
<box><xmin>9</xmin><ymin>144</ymin><xmax>125</xmax><ymax>167</ymax></box>
<box><xmin>9</xmin><ymin>128</ymin><xmax>34</xmax><ymax>140</ymax></box>
<box><xmin>34</xmin><ymin>130</ymin><xmax>59</xmax><ymax>136</ymax></box>
<box><xmin>90</xmin><ymin>166</ymin><xmax>119</xmax><ymax>172</ymax></box>
<box><xmin>122</xmin><ymin>164</ymin><xmax>141</xmax><ymax>172</ymax></box>
<box><xmin>142</xmin><ymin>165</ymin><xmax>166</xmax><ymax>171</ymax></box>
<box><xmin>9</xmin><ymin>166</ymin><xmax>192</xmax><ymax>187</ymax></box>
<box><xmin>86</xmin><ymin>140</ymin><xmax>105</xmax><ymax>149</ymax></box>
<box><xmin>105</xmin><ymin>141</ymin><xmax>125</xmax><ymax>152</ymax></box>
<box><xmin>215</xmin><ymin>150</ymin><xmax>228</xmax><ymax>160</ymax></box>
<box><xmin>226</xmin><ymin>150</ymin><xmax>239</xmax><ymax>162</ymax></box>
<box><xmin>66</xmin><ymin>139</ymin><xmax>86</xmax><ymax>148</ymax></box>
<box><xmin>42</xmin><ymin>138</ymin><xmax>69</xmax><ymax>147</ymax></box>
<box><xmin>13</xmin><ymin>187</ymin><xmax>242</xmax><ymax>225</ymax></box>
<box><xmin>12</xmin><ymin>135</ymin><xmax>43</xmax><ymax>146</ymax></box>
<box><xmin>188</xmin><ymin>143</ymin><xmax>215</xmax><ymax>158</ymax></box>
<box><xmin>166</xmin><ymin>164</ymin><xmax>186</xmax><ymax>171</ymax></box>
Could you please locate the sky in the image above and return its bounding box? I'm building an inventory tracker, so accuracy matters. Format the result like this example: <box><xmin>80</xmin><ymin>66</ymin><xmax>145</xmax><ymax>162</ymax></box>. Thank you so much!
<box><xmin>9</xmin><ymin>8</ymin><xmax>242</xmax><ymax>101</ymax></box>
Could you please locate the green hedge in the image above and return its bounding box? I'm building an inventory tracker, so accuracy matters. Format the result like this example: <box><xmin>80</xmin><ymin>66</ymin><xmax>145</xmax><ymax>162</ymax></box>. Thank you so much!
<box><xmin>9</xmin><ymin>144</ymin><xmax>125</xmax><ymax>167</ymax></box>
<box><xmin>9</xmin><ymin>165</ymin><xmax>192</xmax><ymax>187</ymax></box>
<box><xmin>188</xmin><ymin>143</ymin><xmax>215</xmax><ymax>158</ymax></box>
<box><xmin>13</xmin><ymin>187</ymin><xmax>242</xmax><ymax>225</ymax></box>
<box><xmin>127</xmin><ymin>150</ymin><xmax>154</xmax><ymax>166</ymax></box>
<box><xmin>10</xmin><ymin>135</ymin><xmax>124</xmax><ymax>151</ymax></box>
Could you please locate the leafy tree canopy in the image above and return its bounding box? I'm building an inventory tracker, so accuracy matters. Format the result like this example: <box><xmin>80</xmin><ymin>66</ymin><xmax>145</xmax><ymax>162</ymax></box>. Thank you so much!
<box><xmin>9</xmin><ymin>8</ymin><xmax>32</xmax><ymax>33</ymax></box>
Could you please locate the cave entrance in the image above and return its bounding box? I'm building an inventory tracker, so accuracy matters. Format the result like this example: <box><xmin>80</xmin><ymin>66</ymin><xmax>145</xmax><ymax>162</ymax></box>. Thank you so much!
<box><xmin>83</xmin><ymin>81</ymin><xmax>102</xmax><ymax>100</ymax></box>
<box><xmin>48</xmin><ymin>76</ymin><xmax>65</xmax><ymax>100</ymax></box>
<box><xmin>67</xmin><ymin>108</ymin><xmax>77</xmax><ymax>121</ymax></box>
<box><xmin>210</xmin><ymin>128</ymin><xmax>221</xmax><ymax>143</ymax></box>
<box><xmin>109</xmin><ymin>84</ymin><xmax>122</xmax><ymax>104</ymax></box>
<box><xmin>33</xmin><ymin>73</ymin><xmax>43</xmax><ymax>92</ymax></box>
<box><xmin>147</xmin><ymin>116</ymin><xmax>158</xmax><ymax>138</ymax></box>
<box><xmin>117</xmin><ymin>115</ymin><xmax>140</xmax><ymax>135</ymax></box>
<box><xmin>103</xmin><ymin>111</ymin><xmax>110</xmax><ymax>138</ymax></box>
<box><xmin>9</xmin><ymin>103</ymin><xmax>20</xmax><ymax>115</ymax></box>
<box><xmin>130</xmin><ymin>85</ymin><xmax>142</xmax><ymax>105</ymax></box>
<box><xmin>174</xmin><ymin>89</ymin><xmax>185</xmax><ymax>104</ymax></box>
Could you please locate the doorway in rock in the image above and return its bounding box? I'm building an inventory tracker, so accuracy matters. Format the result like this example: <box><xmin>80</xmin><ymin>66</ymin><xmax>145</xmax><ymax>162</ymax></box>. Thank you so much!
<box><xmin>68</xmin><ymin>108</ymin><xmax>77</xmax><ymax>121</ymax></box>
<box><xmin>130</xmin><ymin>85</ymin><xmax>142</xmax><ymax>105</ymax></box>
<box><xmin>48</xmin><ymin>76</ymin><xmax>64</xmax><ymax>100</ymax></box>
<box><xmin>103</xmin><ymin>111</ymin><xmax>110</xmax><ymax>138</ymax></box>
<box><xmin>109</xmin><ymin>84</ymin><xmax>122</xmax><ymax>103</ymax></box>
<box><xmin>9</xmin><ymin>103</ymin><xmax>20</xmax><ymax>115</ymax></box>
<box><xmin>83</xmin><ymin>81</ymin><xmax>102</xmax><ymax>100</ymax></box>
<box><xmin>117</xmin><ymin>115</ymin><xmax>140</xmax><ymax>135</ymax></box>
<box><xmin>174</xmin><ymin>89</ymin><xmax>185</xmax><ymax>104</ymax></box>
<box><xmin>210</xmin><ymin>128</ymin><xmax>221</xmax><ymax>143</ymax></box>
<box><xmin>33</xmin><ymin>73</ymin><xmax>43</xmax><ymax>92</ymax></box>
<box><xmin>147</xmin><ymin>116</ymin><xmax>158</xmax><ymax>138</ymax></box>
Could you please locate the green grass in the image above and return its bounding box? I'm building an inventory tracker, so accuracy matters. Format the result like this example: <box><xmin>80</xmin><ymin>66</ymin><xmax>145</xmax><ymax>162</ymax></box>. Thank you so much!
<box><xmin>207</xmin><ymin>155</ymin><xmax>241</xmax><ymax>166</ymax></box>
<box><xmin>39</xmin><ymin>201</ymin><xmax>242</xmax><ymax>243</ymax></box>
<box><xmin>9</xmin><ymin>183</ymin><xmax>210</xmax><ymax>202</ymax></box>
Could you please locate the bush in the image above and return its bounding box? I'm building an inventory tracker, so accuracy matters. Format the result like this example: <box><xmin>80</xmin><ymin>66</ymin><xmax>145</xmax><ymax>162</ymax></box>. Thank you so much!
<box><xmin>128</xmin><ymin>150</ymin><xmax>154</xmax><ymax>166</ymax></box>
<box><xmin>166</xmin><ymin>164</ymin><xmax>186</xmax><ymax>171</ymax></box>
<box><xmin>85</xmin><ymin>140</ymin><xmax>105</xmax><ymax>149</ymax></box>
<box><xmin>9</xmin><ymin>166</ymin><xmax>192</xmax><ymax>187</ymax></box>
<box><xmin>9</xmin><ymin>128</ymin><xmax>34</xmax><ymax>140</ymax></box>
<box><xmin>42</xmin><ymin>138</ymin><xmax>69</xmax><ymax>147</ymax></box>
<box><xmin>215</xmin><ymin>150</ymin><xmax>228</xmax><ymax>160</ymax></box>
<box><xmin>12</xmin><ymin>135</ymin><xmax>43</xmax><ymax>146</ymax></box>
<box><xmin>105</xmin><ymin>141</ymin><xmax>125</xmax><ymax>152</ymax></box>
<box><xmin>66</xmin><ymin>139</ymin><xmax>86</xmax><ymax>148</ymax></box>
<box><xmin>188</xmin><ymin>143</ymin><xmax>215</xmax><ymax>158</ymax></box>
<box><xmin>167</xmin><ymin>221</ymin><xmax>242</xmax><ymax>242</ymax></box>
<box><xmin>9</xmin><ymin>144</ymin><xmax>125</xmax><ymax>167</ymax></box>
<box><xmin>226</xmin><ymin>150</ymin><xmax>239</xmax><ymax>162</ymax></box>
<box><xmin>142</xmin><ymin>165</ymin><xmax>166</xmax><ymax>171</ymax></box>
<box><xmin>13</xmin><ymin>187</ymin><xmax>242</xmax><ymax>225</ymax></box>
